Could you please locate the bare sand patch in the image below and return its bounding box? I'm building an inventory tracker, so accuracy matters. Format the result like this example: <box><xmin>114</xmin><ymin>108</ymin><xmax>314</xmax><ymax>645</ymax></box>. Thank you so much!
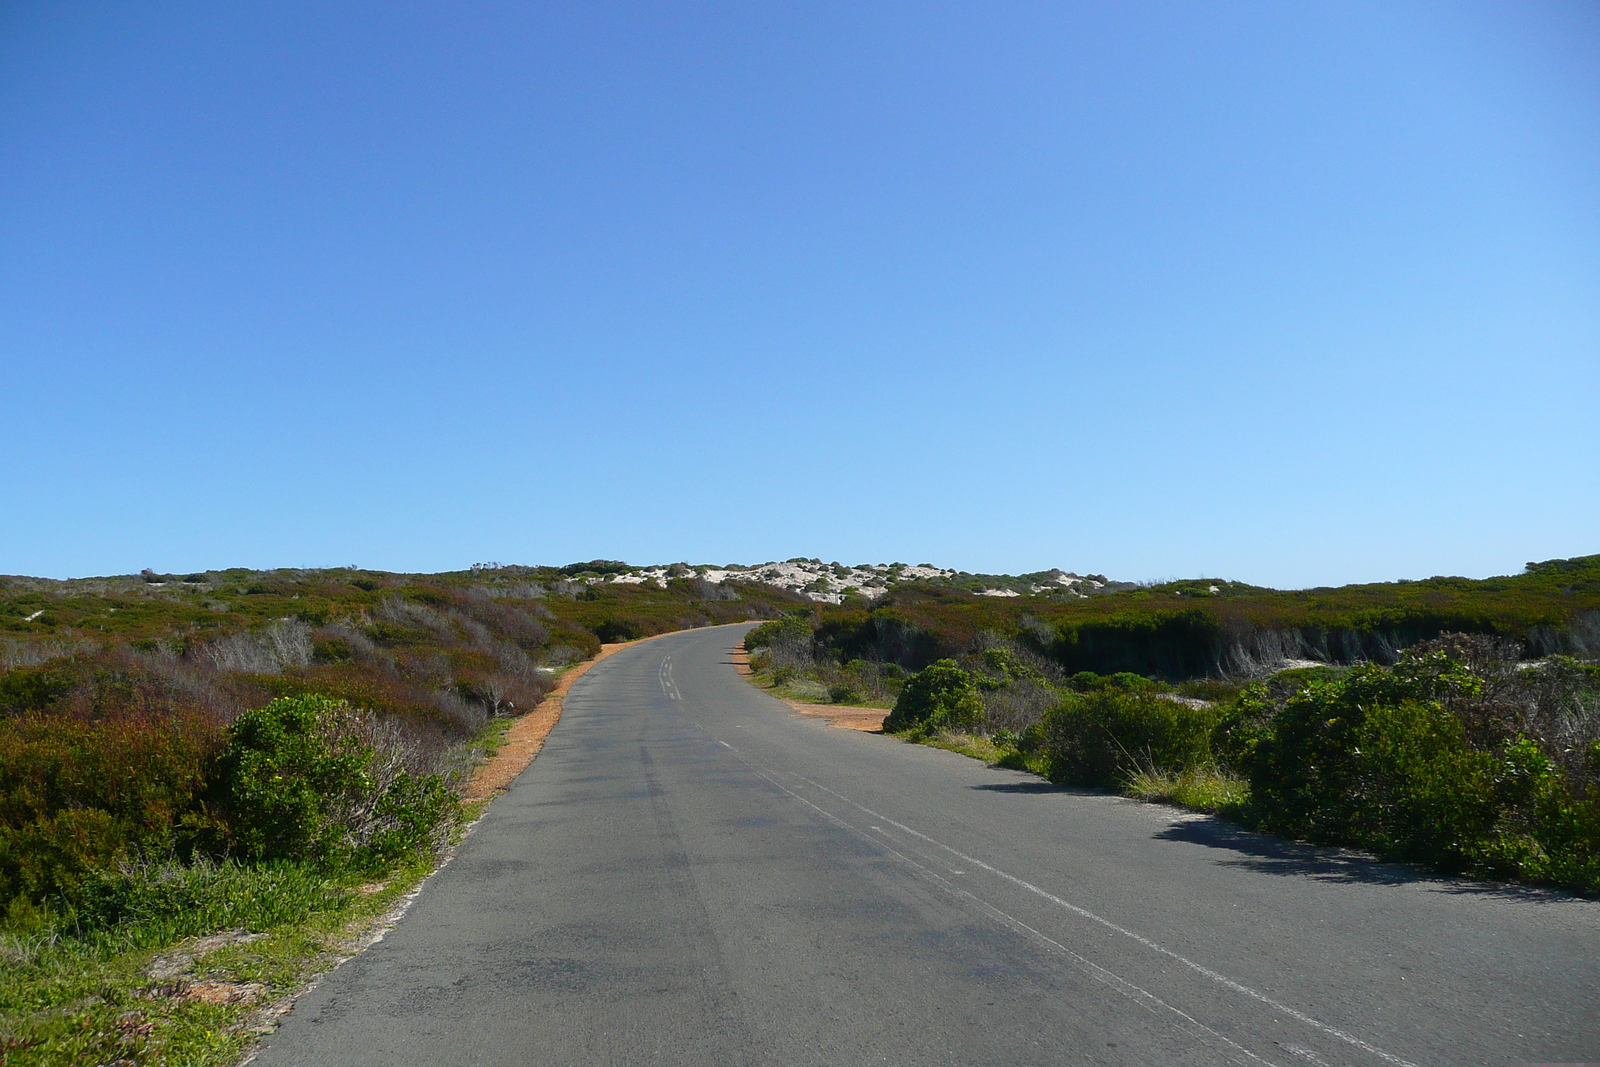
<box><xmin>783</xmin><ymin>701</ymin><xmax>889</xmax><ymax>732</ymax></box>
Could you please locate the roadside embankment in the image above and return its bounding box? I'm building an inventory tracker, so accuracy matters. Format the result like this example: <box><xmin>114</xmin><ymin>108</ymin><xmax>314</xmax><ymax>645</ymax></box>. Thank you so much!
<box><xmin>731</xmin><ymin>642</ymin><xmax>888</xmax><ymax>732</ymax></box>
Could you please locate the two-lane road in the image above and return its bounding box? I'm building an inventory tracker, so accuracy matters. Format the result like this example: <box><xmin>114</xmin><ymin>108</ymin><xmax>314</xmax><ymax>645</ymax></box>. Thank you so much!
<box><xmin>253</xmin><ymin>624</ymin><xmax>1600</xmax><ymax>1066</ymax></box>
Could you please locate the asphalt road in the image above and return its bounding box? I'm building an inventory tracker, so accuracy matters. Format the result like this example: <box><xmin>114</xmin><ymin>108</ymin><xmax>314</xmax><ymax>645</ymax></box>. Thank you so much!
<box><xmin>251</xmin><ymin>624</ymin><xmax>1600</xmax><ymax>1067</ymax></box>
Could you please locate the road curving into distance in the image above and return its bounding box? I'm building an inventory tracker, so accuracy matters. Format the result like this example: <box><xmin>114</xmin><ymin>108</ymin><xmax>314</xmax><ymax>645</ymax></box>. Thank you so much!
<box><xmin>251</xmin><ymin>623</ymin><xmax>1600</xmax><ymax>1066</ymax></box>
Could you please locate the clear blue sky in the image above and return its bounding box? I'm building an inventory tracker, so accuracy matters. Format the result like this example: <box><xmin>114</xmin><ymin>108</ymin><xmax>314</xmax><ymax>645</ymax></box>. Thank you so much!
<box><xmin>2</xmin><ymin>1</ymin><xmax>1595</xmax><ymax>588</ymax></box>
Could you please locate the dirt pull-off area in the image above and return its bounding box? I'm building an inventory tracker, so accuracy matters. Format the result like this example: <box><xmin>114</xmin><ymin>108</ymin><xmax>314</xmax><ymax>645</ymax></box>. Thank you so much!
<box><xmin>729</xmin><ymin>645</ymin><xmax>889</xmax><ymax>733</ymax></box>
<box><xmin>463</xmin><ymin>633</ymin><xmax>676</xmax><ymax>802</ymax></box>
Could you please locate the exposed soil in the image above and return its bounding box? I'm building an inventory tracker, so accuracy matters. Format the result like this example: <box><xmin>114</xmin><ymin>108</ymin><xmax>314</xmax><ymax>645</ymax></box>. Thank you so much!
<box><xmin>461</xmin><ymin>633</ymin><xmax>677</xmax><ymax>803</ymax></box>
<box><xmin>147</xmin><ymin>929</ymin><xmax>269</xmax><ymax>981</ymax></box>
<box><xmin>729</xmin><ymin>645</ymin><xmax>888</xmax><ymax>733</ymax></box>
<box><xmin>182</xmin><ymin>981</ymin><xmax>266</xmax><ymax>1006</ymax></box>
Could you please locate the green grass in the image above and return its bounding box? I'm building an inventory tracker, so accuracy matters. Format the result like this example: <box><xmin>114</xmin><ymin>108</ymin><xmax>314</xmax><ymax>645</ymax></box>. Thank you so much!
<box><xmin>0</xmin><ymin>856</ymin><xmax>437</xmax><ymax>1066</ymax></box>
<box><xmin>463</xmin><ymin>714</ymin><xmax>516</xmax><ymax>767</ymax></box>
<box><xmin>920</xmin><ymin>731</ymin><xmax>1009</xmax><ymax>764</ymax></box>
<box><xmin>1123</xmin><ymin>767</ymin><xmax>1250</xmax><ymax>814</ymax></box>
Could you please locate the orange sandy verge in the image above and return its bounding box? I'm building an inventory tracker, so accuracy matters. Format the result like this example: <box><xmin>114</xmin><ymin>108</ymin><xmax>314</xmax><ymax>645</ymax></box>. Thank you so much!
<box><xmin>461</xmin><ymin>632</ymin><xmax>675</xmax><ymax>803</ymax></box>
<box><xmin>729</xmin><ymin>644</ymin><xmax>889</xmax><ymax>733</ymax></box>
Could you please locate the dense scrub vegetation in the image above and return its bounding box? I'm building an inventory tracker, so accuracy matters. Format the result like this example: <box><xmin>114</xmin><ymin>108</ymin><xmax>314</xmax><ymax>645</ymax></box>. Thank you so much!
<box><xmin>855</xmin><ymin>637</ymin><xmax>1600</xmax><ymax>895</ymax></box>
<box><xmin>1</xmin><ymin>565</ymin><xmax>796</xmax><ymax>915</ymax></box>
<box><xmin>784</xmin><ymin>555</ymin><xmax>1600</xmax><ymax>679</ymax></box>
<box><xmin>747</xmin><ymin>557</ymin><xmax>1600</xmax><ymax>895</ymax></box>
<box><xmin>0</xmin><ymin>564</ymin><xmax>797</xmax><ymax>1062</ymax></box>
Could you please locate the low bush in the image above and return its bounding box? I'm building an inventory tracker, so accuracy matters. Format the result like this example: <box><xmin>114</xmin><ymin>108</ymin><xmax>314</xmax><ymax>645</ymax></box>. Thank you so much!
<box><xmin>748</xmin><ymin>624</ymin><xmax>906</xmax><ymax>709</ymax></box>
<box><xmin>978</xmin><ymin>678</ymin><xmax>1059</xmax><ymax>733</ymax></box>
<box><xmin>215</xmin><ymin>694</ymin><xmax>458</xmax><ymax>870</ymax></box>
<box><xmin>1064</xmin><ymin>670</ymin><xmax>1164</xmax><ymax>694</ymax></box>
<box><xmin>591</xmin><ymin>618</ymin><xmax>644</xmax><ymax>643</ymax></box>
<box><xmin>1242</xmin><ymin>649</ymin><xmax>1600</xmax><ymax>891</ymax></box>
<box><xmin>1</xmin><ymin>691</ymin><xmax>461</xmax><ymax>923</ymax></box>
<box><xmin>1176</xmin><ymin>678</ymin><xmax>1244</xmax><ymax>703</ymax></box>
<box><xmin>1040</xmin><ymin>691</ymin><xmax>1222</xmax><ymax>789</ymax></box>
<box><xmin>0</xmin><ymin>710</ymin><xmax>224</xmax><ymax>912</ymax></box>
<box><xmin>743</xmin><ymin>615</ymin><xmax>812</xmax><ymax>651</ymax></box>
<box><xmin>883</xmin><ymin>660</ymin><xmax>984</xmax><ymax>734</ymax></box>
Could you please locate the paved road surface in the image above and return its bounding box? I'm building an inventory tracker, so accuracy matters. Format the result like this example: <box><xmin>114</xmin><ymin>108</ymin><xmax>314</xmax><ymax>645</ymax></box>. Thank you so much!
<box><xmin>252</xmin><ymin>624</ymin><xmax>1600</xmax><ymax>1066</ymax></box>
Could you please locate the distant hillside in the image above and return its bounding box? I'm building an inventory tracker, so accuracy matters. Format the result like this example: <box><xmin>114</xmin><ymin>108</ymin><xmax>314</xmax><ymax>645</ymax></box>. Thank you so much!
<box><xmin>543</xmin><ymin>558</ymin><xmax>1138</xmax><ymax>603</ymax></box>
<box><xmin>787</xmin><ymin>555</ymin><xmax>1600</xmax><ymax>678</ymax></box>
<box><xmin>5</xmin><ymin>555</ymin><xmax>1596</xmax><ymax>688</ymax></box>
<box><xmin>0</xmin><ymin>565</ymin><xmax>804</xmax><ymax>733</ymax></box>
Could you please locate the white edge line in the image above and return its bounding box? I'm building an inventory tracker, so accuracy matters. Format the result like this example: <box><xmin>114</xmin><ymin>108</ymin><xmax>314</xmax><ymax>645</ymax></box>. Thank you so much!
<box><xmin>792</xmin><ymin>773</ymin><xmax>1422</xmax><ymax>1067</ymax></box>
<box><xmin>732</xmin><ymin>758</ymin><xmax>1282</xmax><ymax>1067</ymax></box>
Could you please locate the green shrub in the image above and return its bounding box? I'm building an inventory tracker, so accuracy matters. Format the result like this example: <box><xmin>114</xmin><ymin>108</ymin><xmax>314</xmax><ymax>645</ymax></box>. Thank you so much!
<box><xmin>215</xmin><ymin>696</ymin><xmax>369</xmax><ymax>863</ymax></box>
<box><xmin>1065</xmin><ymin>670</ymin><xmax>1162</xmax><ymax>693</ymax></box>
<box><xmin>0</xmin><ymin>662</ymin><xmax>79</xmax><ymax>715</ymax></box>
<box><xmin>1041</xmin><ymin>691</ymin><xmax>1222</xmax><ymax>789</ymax></box>
<box><xmin>1249</xmin><ymin>664</ymin><xmax>1457</xmax><ymax>844</ymax></box>
<box><xmin>883</xmin><ymin>660</ymin><xmax>983</xmax><ymax>734</ymax></box>
<box><xmin>1532</xmin><ymin>776</ymin><xmax>1600</xmax><ymax>893</ymax></box>
<box><xmin>979</xmin><ymin>647</ymin><xmax>1041</xmax><ymax>681</ymax></box>
<box><xmin>214</xmin><ymin>695</ymin><xmax>456</xmax><ymax>869</ymax></box>
<box><xmin>1243</xmin><ymin>656</ymin><xmax>1600</xmax><ymax>890</ymax></box>
<box><xmin>744</xmin><ymin>615</ymin><xmax>812</xmax><ymax>650</ymax></box>
<box><xmin>1354</xmin><ymin>698</ymin><xmax>1501</xmax><ymax>868</ymax></box>
<box><xmin>0</xmin><ymin>711</ymin><xmax>223</xmax><ymax>910</ymax></box>
<box><xmin>1210</xmin><ymin>683</ymin><xmax>1274</xmax><ymax>774</ymax></box>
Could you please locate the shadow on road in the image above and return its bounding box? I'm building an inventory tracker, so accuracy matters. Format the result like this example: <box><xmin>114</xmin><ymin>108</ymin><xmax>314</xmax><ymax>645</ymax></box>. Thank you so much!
<box><xmin>1155</xmin><ymin>818</ymin><xmax>1573</xmax><ymax>903</ymax></box>
<box><xmin>970</xmin><ymin>782</ymin><xmax>1062</xmax><ymax>795</ymax></box>
<box><xmin>968</xmin><ymin>781</ymin><xmax>1104</xmax><ymax>797</ymax></box>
